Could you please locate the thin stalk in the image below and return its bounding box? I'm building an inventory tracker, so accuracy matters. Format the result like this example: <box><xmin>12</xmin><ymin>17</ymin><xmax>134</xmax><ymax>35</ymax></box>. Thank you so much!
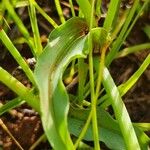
<box><xmin>111</xmin><ymin>9</ymin><xmax>129</xmax><ymax>41</ymax></box>
<box><xmin>4</xmin><ymin>0</ymin><xmax>35</xmax><ymax>56</ymax></box>
<box><xmin>117</xmin><ymin>43</ymin><xmax>150</xmax><ymax>58</ymax></box>
<box><xmin>32</xmin><ymin>0</ymin><xmax>58</xmax><ymax>28</ymax></box>
<box><xmin>0</xmin><ymin>119</ymin><xmax>24</xmax><ymax>150</ymax></box>
<box><xmin>106</xmin><ymin>0</ymin><xmax>140</xmax><ymax>66</ymax></box>
<box><xmin>77</xmin><ymin>0</ymin><xmax>93</xmax><ymax>26</ymax></box>
<box><xmin>69</xmin><ymin>0</ymin><xmax>75</xmax><ymax>17</ymax></box>
<box><xmin>95</xmin><ymin>0</ymin><xmax>102</xmax><ymax>18</ymax></box>
<box><xmin>78</xmin><ymin>59</ymin><xmax>87</xmax><ymax>104</ymax></box>
<box><xmin>100</xmin><ymin>53</ymin><xmax>150</xmax><ymax>108</ymax></box>
<box><xmin>95</xmin><ymin>42</ymin><xmax>109</xmax><ymax>99</ymax></box>
<box><xmin>0</xmin><ymin>29</ymin><xmax>36</xmax><ymax>86</ymax></box>
<box><xmin>29</xmin><ymin>134</ymin><xmax>46</xmax><ymax>150</ymax></box>
<box><xmin>74</xmin><ymin>111</ymin><xmax>92</xmax><ymax>149</ymax></box>
<box><xmin>28</xmin><ymin>0</ymin><xmax>43</xmax><ymax>56</ymax></box>
<box><xmin>54</xmin><ymin>0</ymin><xmax>65</xmax><ymax>23</ymax></box>
<box><xmin>89</xmin><ymin>0</ymin><xmax>100</xmax><ymax>149</ymax></box>
<box><xmin>102</xmin><ymin>67</ymin><xmax>141</xmax><ymax>149</ymax></box>
<box><xmin>0</xmin><ymin>67</ymin><xmax>40</xmax><ymax>112</ymax></box>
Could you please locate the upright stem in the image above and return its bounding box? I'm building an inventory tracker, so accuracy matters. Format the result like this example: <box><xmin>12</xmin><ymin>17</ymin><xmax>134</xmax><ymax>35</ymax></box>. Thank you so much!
<box><xmin>69</xmin><ymin>0</ymin><xmax>75</xmax><ymax>17</ymax></box>
<box><xmin>28</xmin><ymin>0</ymin><xmax>43</xmax><ymax>56</ymax></box>
<box><xmin>89</xmin><ymin>0</ymin><xmax>100</xmax><ymax>149</ymax></box>
<box><xmin>54</xmin><ymin>0</ymin><xmax>65</xmax><ymax>24</ymax></box>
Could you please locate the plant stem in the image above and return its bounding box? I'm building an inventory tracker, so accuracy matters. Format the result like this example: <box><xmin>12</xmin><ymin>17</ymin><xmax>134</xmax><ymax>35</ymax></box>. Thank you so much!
<box><xmin>0</xmin><ymin>119</ymin><xmax>24</xmax><ymax>150</ymax></box>
<box><xmin>69</xmin><ymin>0</ymin><xmax>75</xmax><ymax>17</ymax></box>
<box><xmin>106</xmin><ymin>0</ymin><xmax>140</xmax><ymax>66</ymax></box>
<box><xmin>74</xmin><ymin>111</ymin><xmax>92</xmax><ymax>149</ymax></box>
<box><xmin>0</xmin><ymin>29</ymin><xmax>36</xmax><ymax>86</ymax></box>
<box><xmin>89</xmin><ymin>0</ymin><xmax>100</xmax><ymax>149</ymax></box>
<box><xmin>0</xmin><ymin>67</ymin><xmax>40</xmax><ymax>112</ymax></box>
<box><xmin>32</xmin><ymin>0</ymin><xmax>58</xmax><ymax>28</ymax></box>
<box><xmin>117</xmin><ymin>43</ymin><xmax>150</xmax><ymax>58</ymax></box>
<box><xmin>4</xmin><ymin>0</ymin><xmax>35</xmax><ymax>56</ymax></box>
<box><xmin>29</xmin><ymin>134</ymin><xmax>46</xmax><ymax>150</ymax></box>
<box><xmin>28</xmin><ymin>0</ymin><xmax>43</xmax><ymax>56</ymax></box>
<box><xmin>54</xmin><ymin>0</ymin><xmax>65</xmax><ymax>23</ymax></box>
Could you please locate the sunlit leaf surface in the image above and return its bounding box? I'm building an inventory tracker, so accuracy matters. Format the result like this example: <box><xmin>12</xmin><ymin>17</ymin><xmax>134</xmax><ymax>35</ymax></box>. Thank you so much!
<box><xmin>34</xmin><ymin>17</ymin><xmax>88</xmax><ymax>150</ymax></box>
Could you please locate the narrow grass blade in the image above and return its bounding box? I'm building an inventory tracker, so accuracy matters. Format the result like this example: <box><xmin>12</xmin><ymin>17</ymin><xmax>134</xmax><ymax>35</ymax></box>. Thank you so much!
<box><xmin>33</xmin><ymin>1</ymin><xmax>58</xmax><ymax>28</ymax></box>
<box><xmin>54</xmin><ymin>0</ymin><xmax>65</xmax><ymax>23</ymax></box>
<box><xmin>119</xmin><ymin>53</ymin><xmax>150</xmax><ymax>96</ymax></box>
<box><xmin>106</xmin><ymin>0</ymin><xmax>140</xmax><ymax>66</ymax></box>
<box><xmin>103</xmin><ymin>0</ymin><xmax>121</xmax><ymax>32</ymax></box>
<box><xmin>34</xmin><ymin>17</ymin><xmax>89</xmax><ymax>150</ymax></box>
<box><xmin>117</xmin><ymin>43</ymin><xmax>150</xmax><ymax>58</ymax></box>
<box><xmin>76</xmin><ymin>0</ymin><xmax>96</xmax><ymax>26</ymax></box>
<box><xmin>3</xmin><ymin>0</ymin><xmax>35</xmax><ymax>55</ymax></box>
<box><xmin>0</xmin><ymin>67</ymin><xmax>40</xmax><ymax>112</ymax></box>
<box><xmin>0</xmin><ymin>97</ymin><xmax>24</xmax><ymax>115</ymax></box>
<box><xmin>69</xmin><ymin>0</ymin><xmax>75</xmax><ymax>17</ymax></box>
<box><xmin>98</xmin><ymin>53</ymin><xmax>150</xmax><ymax>109</ymax></box>
<box><xmin>102</xmin><ymin>67</ymin><xmax>140</xmax><ymax>150</ymax></box>
<box><xmin>28</xmin><ymin>0</ymin><xmax>43</xmax><ymax>56</ymax></box>
<box><xmin>0</xmin><ymin>119</ymin><xmax>24</xmax><ymax>150</ymax></box>
<box><xmin>0</xmin><ymin>29</ymin><xmax>36</xmax><ymax>86</ymax></box>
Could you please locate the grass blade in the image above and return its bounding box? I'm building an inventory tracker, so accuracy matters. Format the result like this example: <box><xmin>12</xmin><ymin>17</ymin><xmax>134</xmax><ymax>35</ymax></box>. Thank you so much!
<box><xmin>28</xmin><ymin>0</ymin><xmax>43</xmax><ymax>56</ymax></box>
<box><xmin>102</xmin><ymin>67</ymin><xmax>140</xmax><ymax>149</ymax></box>
<box><xmin>34</xmin><ymin>17</ymin><xmax>88</xmax><ymax>150</ymax></box>
<box><xmin>0</xmin><ymin>67</ymin><xmax>40</xmax><ymax>112</ymax></box>
<box><xmin>0</xmin><ymin>97</ymin><xmax>24</xmax><ymax>115</ymax></box>
<box><xmin>0</xmin><ymin>29</ymin><xmax>36</xmax><ymax>86</ymax></box>
<box><xmin>103</xmin><ymin>0</ymin><xmax>121</xmax><ymax>32</ymax></box>
<box><xmin>3</xmin><ymin>0</ymin><xmax>35</xmax><ymax>55</ymax></box>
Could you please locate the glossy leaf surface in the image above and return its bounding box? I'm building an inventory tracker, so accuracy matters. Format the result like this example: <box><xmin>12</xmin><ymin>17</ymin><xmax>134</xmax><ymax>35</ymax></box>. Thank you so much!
<box><xmin>34</xmin><ymin>17</ymin><xmax>88</xmax><ymax>150</ymax></box>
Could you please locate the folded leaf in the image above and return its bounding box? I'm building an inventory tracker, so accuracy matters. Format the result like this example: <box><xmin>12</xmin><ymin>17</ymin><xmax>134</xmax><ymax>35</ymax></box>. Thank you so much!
<box><xmin>34</xmin><ymin>17</ymin><xmax>88</xmax><ymax>150</ymax></box>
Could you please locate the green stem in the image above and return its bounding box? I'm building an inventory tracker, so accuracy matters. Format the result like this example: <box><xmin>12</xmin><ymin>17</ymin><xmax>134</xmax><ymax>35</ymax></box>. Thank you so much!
<box><xmin>77</xmin><ymin>0</ymin><xmax>95</xmax><ymax>27</ymax></box>
<box><xmin>69</xmin><ymin>0</ymin><xmax>75</xmax><ymax>17</ymax></box>
<box><xmin>106</xmin><ymin>0</ymin><xmax>142</xmax><ymax>66</ymax></box>
<box><xmin>117</xmin><ymin>43</ymin><xmax>150</xmax><ymax>58</ymax></box>
<box><xmin>54</xmin><ymin>0</ymin><xmax>65</xmax><ymax>24</ymax></box>
<box><xmin>74</xmin><ymin>111</ymin><xmax>92</xmax><ymax>149</ymax></box>
<box><xmin>0</xmin><ymin>67</ymin><xmax>40</xmax><ymax>112</ymax></box>
<box><xmin>0</xmin><ymin>29</ymin><xmax>36</xmax><ymax>86</ymax></box>
<box><xmin>89</xmin><ymin>0</ymin><xmax>100</xmax><ymax>149</ymax></box>
<box><xmin>102</xmin><ymin>67</ymin><xmax>141</xmax><ymax>149</ymax></box>
<box><xmin>32</xmin><ymin>0</ymin><xmax>58</xmax><ymax>28</ymax></box>
<box><xmin>4</xmin><ymin>0</ymin><xmax>35</xmax><ymax>56</ymax></box>
<box><xmin>95</xmin><ymin>42</ymin><xmax>109</xmax><ymax>99</ymax></box>
<box><xmin>95</xmin><ymin>0</ymin><xmax>102</xmax><ymax>18</ymax></box>
<box><xmin>28</xmin><ymin>0</ymin><xmax>43</xmax><ymax>56</ymax></box>
<box><xmin>29</xmin><ymin>134</ymin><xmax>46</xmax><ymax>150</ymax></box>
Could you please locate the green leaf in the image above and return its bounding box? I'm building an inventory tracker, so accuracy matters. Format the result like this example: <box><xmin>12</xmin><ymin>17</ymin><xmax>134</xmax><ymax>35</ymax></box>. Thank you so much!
<box><xmin>103</xmin><ymin>0</ymin><xmax>121</xmax><ymax>32</ymax></box>
<box><xmin>34</xmin><ymin>17</ymin><xmax>88</xmax><ymax>150</ymax></box>
<box><xmin>69</xmin><ymin>107</ymin><xmax>150</xmax><ymax>150</ymax></box>
<box><xmin>69</xmin><ymin>107</ymin><xmax>126</xmax><ymax>150</ymax></box>
<box><xmin>0</xmin><ymin>97</ymin><xmax>24</xmax><ymax>115</ymax></box>
<box><xmin>102</xmin><ymin>67</ymin><xmax>141</xmax><ymax>149</ymax></box>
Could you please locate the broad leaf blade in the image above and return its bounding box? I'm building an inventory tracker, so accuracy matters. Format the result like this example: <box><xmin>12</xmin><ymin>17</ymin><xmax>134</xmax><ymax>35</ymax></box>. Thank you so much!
<box><xmin>69</xmin><ymin>107</ymin><xmax>126</xmax><ymax>150</ymax></box>
<box><xmin>34</xmin><ymin>17</ymin><xmax>88</xmax><ymax>150</ymax></box>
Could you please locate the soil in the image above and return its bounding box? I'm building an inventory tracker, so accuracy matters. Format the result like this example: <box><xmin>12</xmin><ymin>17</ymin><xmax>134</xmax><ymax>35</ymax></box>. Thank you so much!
<box><xmin>0</xmin><ymin>1</ymin><xmax>150</xmax><ymax>150</ymax></box>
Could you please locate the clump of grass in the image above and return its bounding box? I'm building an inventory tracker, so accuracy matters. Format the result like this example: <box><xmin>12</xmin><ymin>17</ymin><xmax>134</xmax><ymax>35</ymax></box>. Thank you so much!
<box><xmin>0</xmin><ymin>0</ymin><xmax>150</xmax><ymax>149</ymax></box>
